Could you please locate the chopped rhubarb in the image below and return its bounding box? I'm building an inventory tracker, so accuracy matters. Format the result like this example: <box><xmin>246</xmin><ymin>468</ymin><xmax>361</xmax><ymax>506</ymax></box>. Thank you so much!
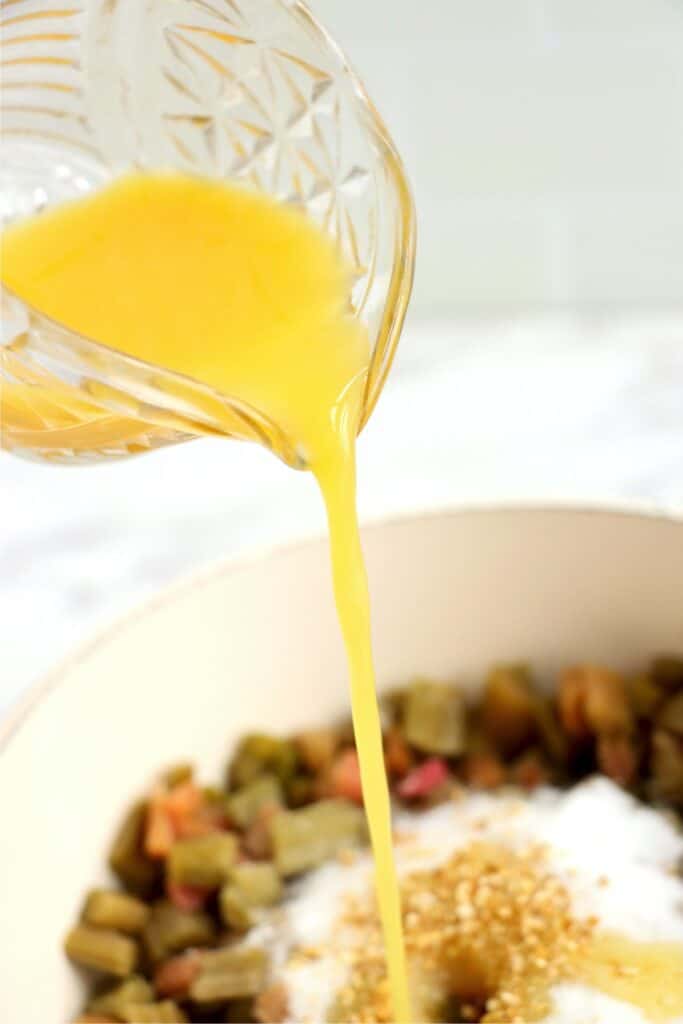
<box><xmin>396</xmin><ymin>757</ymin><xmax>449</xmax><ymax>799</ymax></box>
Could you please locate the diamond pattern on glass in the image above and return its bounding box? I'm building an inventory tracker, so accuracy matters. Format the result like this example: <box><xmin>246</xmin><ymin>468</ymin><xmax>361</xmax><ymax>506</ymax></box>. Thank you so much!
<box><xmin>152</xmin><ymin>0</ymin><xmax>377</xmax><ymax>312</ymax></box>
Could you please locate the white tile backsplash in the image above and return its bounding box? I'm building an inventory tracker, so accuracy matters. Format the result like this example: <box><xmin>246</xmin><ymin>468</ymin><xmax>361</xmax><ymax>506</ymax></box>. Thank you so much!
<box><xmin>419</xmin><ymin>196</ymin><xmax>553</xmax><ymax>307</ymax></box>
<box><xmin>313</xmin><ymin>0</ymin><xmax>683</xmax><ymax>313</ymax></box>
<box><xmin>314</xmin><ymin>0</ymin><xmax>540</xmax><ymax>44</ymax></box>
<box><xmin>570</xmin><ymin>198</ymin><xmax>683</xmax><ymax>306</ymax></box>
<box><xmin>546</xmin><ymin>0</ymin><xmax>683</xmax><ymax>38</ymax></box>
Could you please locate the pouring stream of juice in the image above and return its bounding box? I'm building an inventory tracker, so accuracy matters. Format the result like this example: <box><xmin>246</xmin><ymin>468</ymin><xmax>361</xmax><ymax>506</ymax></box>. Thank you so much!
<box><xmin>1</xmin><ymin>173</ymin><xmax>413</xmax><ymax>1021</ymax></box>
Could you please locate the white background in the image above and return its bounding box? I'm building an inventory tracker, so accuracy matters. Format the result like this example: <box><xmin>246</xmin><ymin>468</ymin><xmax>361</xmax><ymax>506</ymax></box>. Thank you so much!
<box><xmin>315</xmin><ymin>0</ymin><xmax>683</xmax><ymax>314</ymax></box>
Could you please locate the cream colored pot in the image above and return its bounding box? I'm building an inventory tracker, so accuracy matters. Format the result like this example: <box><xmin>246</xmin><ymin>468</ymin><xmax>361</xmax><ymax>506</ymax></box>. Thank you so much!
<box><xmin>1</xmin><ymin>507</ymin><xmax>682</xmax><ymax>1021</ymax></box>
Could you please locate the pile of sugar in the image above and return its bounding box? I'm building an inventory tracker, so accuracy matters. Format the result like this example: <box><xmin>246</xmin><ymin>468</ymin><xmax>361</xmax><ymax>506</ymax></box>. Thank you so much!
<box><xmin>547</xmin><ymin>985</ymin><xmax>683</xmax><ymax>1024</ymax></box>
<box><xmin>250</xmin><ymin>778</ymin><xmax>683</xmax><ymax>1023</ymax></box>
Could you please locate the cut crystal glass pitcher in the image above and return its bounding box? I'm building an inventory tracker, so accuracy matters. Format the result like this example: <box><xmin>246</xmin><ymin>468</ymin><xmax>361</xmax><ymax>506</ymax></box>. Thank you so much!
<box><xmin>0</xmin><ymin>0</ymin><xmax>415</xmax><ymax>465</ymax></box>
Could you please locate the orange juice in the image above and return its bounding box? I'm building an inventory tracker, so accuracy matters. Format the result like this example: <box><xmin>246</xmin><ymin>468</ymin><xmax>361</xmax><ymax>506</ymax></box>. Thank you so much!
<box><xmin>1</xmin><ymin>172</ymin><xmax>413</xmax><ymax>1021</ymax></box>
<box><xmin>580</xmin><ymin>934</ymin><xmax>683</xmax><ymax>1022</ymax></box>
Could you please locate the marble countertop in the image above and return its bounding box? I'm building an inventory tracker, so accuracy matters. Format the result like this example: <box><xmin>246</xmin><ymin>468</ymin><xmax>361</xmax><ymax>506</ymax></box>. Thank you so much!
<box><xmin>3</xmin><ymin>312</ymin><xmax>683</xmax><ymax>715</ymax></box>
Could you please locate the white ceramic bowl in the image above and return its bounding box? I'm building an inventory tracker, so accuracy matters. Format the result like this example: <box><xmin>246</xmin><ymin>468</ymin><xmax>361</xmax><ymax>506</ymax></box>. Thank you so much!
<box><xmin>2</xmin><ymin>507</ymin><xmax>683</xmax><ymax>1022</ymax></box>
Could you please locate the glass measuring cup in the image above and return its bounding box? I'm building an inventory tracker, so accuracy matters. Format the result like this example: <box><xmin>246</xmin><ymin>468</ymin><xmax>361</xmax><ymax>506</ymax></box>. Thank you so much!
<box><xmin>0</xmin><ymin>0</ymin><xmax>415</xmax><ymax>466</ymax></box>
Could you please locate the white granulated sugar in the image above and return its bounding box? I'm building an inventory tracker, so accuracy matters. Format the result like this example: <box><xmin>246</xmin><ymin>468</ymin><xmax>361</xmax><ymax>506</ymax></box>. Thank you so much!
<box><xmin>532</xmin><ymin>778</ymin><xmax>683</xmax><ymax>942</ymax></box>
<box><xmin>546</xmin><ymin>984</ymin><xmax>683</xmax><ymax>1024</ymax></box>
<box><xmin>248</xmin><ymin>859</ymin><xmax>371</xmax><ymax>1020</ymax></box>
<box><xmin>262</xmin><ymin>777</ymin><xmax>683</xmax><ymax>1023</ymax></box>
